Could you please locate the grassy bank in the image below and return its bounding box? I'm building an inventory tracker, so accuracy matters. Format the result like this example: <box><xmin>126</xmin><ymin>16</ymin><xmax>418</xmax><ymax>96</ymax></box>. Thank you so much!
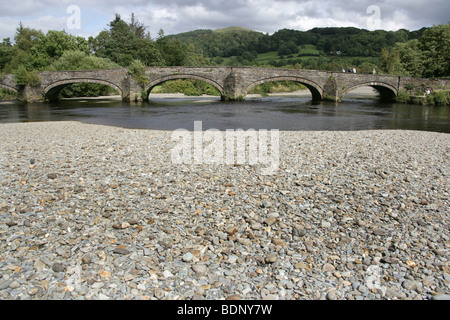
<box><xmin>397</xmin><ymin>89</ymin><xmax>450</xmax><ymax>106</ymax></box>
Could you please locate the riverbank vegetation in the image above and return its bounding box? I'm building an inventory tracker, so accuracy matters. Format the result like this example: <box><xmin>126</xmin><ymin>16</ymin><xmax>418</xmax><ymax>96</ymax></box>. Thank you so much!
<box><xmin>152</xmin><ymin>79</ymin><xmax>220</xmax><ymax>96</ymax></box>
<box><xmin>0</xmin><ymin>88</ymin><xmax>17</xmax><ymax>100</ymax></box>
<box><xmin>397</xmin><ymin>89</ymin><xmax>450</xmax><ymax>106</ymax></box>
<box><xmin>0</xmin><ymin>14</ymin><xmax>448</xmax><ymax>102</ymax></box>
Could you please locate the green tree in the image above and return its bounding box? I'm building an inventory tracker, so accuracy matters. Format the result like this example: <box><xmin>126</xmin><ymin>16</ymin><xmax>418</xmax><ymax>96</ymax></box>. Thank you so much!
<box><xmin>129</xmin><ymin>13</ymin><xmax>147</xmax><ymax>39</ymax></box>
<box><xmin>27</xmin><ymin>30</ymin><xmax>89</xmax><ymax>70</ymax></box>
<box><xmin>92</xmin><ymin>14</ymin><xmax>164</xmax><ymax>67</ymax></box>
<box><xmin>3</xmin><ymin>24</ymin><xmax>42</xmax><ymax>72</ymax></box>
<box><xmin>183</xmin><ymin>44</ymin><xmax>211</xmax><ymax>66</ymax></box>
<box><xmin>379</xmin><ymin>47</ymin><xmax>406</xmax><ymax>75</ymax></box>
<box><xmin>156</xmin><ymin>35</ymin><xmax>188</xmax><ymax>66</ymax></box>
<box><xmin>14</xmin><ymin>64</ymin><xmax>40</xmax><ymax>86</ymax></box>
<box><xmin>0</xmin><ymin>38</ymin><xmax>13</xmax><ymax>71</ymax></box>
<box><xmin>395</xmin><ymin>39</ymin><xmax>424</xmax><ymax>77</ymax></box>
<box><xmin>127</xmin><ymin>59</ymin><xmax>148</xmax><ymax>88</ymax></box>
<box><xmin>46</xmin><ymin>50</ymin><xmax>119</xmax><ymax>71</ymax></box>
<box><xmin>278</xmin><ymin>40</ymin><xmax>298</xmax><ymax>56</ymax></box>
<box><xmin>14</xmin><ymin>23</ymin><xmax>42</xmax><ymax>52</ymax></box>
<box><xmin>380</xmin><ymin>24</ymin><xmax>449</xmax><ymax>77</ymax></box>
<box><xmin>358</xmin><ymin>61</ymin><xmax>378</xmax><ymax>74</ymax></box>
<box><xmin>418</xmin><ymin>24</ymin><xmax>450</xmax><ymax>77</ymax></box>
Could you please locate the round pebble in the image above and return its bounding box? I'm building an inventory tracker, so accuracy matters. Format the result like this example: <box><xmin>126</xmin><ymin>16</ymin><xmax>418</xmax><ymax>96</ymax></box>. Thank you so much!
<box><xmin>0</xmin><ymin>121</ymin><xmax>448</xmax><ymax>300</ymax></box>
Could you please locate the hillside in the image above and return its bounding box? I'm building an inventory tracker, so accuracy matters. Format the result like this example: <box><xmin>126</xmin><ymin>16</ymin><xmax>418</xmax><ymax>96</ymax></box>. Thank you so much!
<box><xmin>213</xmin><ymin>26</ymin><xmax>257</xmax><ymax>33</ymax></box>
<box><xmin>167</xmin><ymin>25</ymin><xmax>427</xmax><ymax>70</ymax></box>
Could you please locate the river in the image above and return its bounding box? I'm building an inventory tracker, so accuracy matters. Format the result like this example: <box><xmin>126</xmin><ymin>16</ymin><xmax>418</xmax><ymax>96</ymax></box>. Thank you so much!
<box><xmin>0</xmin><ymin>87</ymin><xmax>449</xmax><ymax>133</ymax></box>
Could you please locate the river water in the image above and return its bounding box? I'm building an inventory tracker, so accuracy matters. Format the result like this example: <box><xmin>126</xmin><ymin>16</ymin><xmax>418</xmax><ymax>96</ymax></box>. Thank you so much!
<box><xmin>1</xmin><ymin>88</ymin><xmax>449</xmax><ymax>133</ymax></box>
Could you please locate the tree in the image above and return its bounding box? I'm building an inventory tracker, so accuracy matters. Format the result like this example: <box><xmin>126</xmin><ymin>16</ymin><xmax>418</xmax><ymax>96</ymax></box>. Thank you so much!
<box><xmin>46</xmin><ymin>50</ymin><xmax>119</xmax><ymax>71</ymax></box>
<box><xmin>380</xmin><ymin>24</ymin><xmax>449</xmax><ymax>78</ymax></box>
<box><xmin>92</xmin><ymin>14</ymin><xmax>164</xmax><ymax>67</ymax></box>
<box><xmin>129</xmin><ymin>13</ymin><xmax>147</xmax><ymax>39</ymax></box>
<box><xmin>127</xmin><ymin>59</ymin><xmax>148</xmax><ymax>88</ymax></box>
<box><xmin>277</xmin><ymin>41</ymin><xmax>298</xmax><ymax>56</ymax></box>
<box><xmin>418</xmin><ymin>24</ymin><xmax>450</xmax><ymax>77</ymax></box>
<box><xmin>0</xmin><ymin>38</ymin><xmax>13</xmax><ymax>71</ymax></box>
<box><xmin>395</xmin><ymin>39</ymin><xmax>424</xmax><ymax>77</ymax></box>
<box><xmin>379</xmin><ymin>47</ymin><xmax>406</xmax><ymax>75</ymax></box>
<box><xmin>3</xmin><ymin>24</ymin><xmax>42</xmax><ymax>72</ymax></box>
<box><xmin>14</xmin><ymin>23</ymin><xmax>42</xmax><ymax>52</ymax></box>
<box><xmin>27</xmin><ymin>30</ymin><xmax>89</xmax><ymax>70</ymax></box>
<box><xmin>156</xmin><ymin>36</ymin><xmax>188</xmax><ymax>66</ymax></box>
<box><xmin>14</xmin><ymin>64</ymin><xmax>40</xmax><ymax>86</ymax></box>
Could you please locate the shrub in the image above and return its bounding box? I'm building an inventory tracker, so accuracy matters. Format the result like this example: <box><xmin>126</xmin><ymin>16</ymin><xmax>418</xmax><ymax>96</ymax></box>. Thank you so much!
<box><xmin>158</xmin><ymin>79</ymin><xmax>220</xmax><ymax>96</ymax></box>
<box><xmin>396</xmin><ymin>89</ymin><xmax>410</xmax><ymax>103</ymax></box>
<box><xmin>432</xmin><ymin>91</ymin><xmax>449</xmax><ymax>106</ymax></box>
<box><xmin>14</xmin><ymin>65</ymin><xmax>41</xmax><ymax>87</ymax></box>
<box><xmin>128</xmin><ymin>59</ymin><xmax>148</xmax><ymax>88</ymax></box>
<box><xmin>0</xmin><ymin>88</ymin><xmax>18</xmax><ymax>100</ymax></box>
<box><xmin>59</xmin><ymin>83</ymin><xmax>118</xmax><ymax>98</ymax></box>
<box><xmin>47</xmin><ymin>50</ymin><xmax>119</xmax><ymax>71</ymax></box>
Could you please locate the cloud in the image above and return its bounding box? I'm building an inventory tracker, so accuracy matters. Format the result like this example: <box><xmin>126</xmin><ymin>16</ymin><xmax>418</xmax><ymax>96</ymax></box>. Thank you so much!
<box><xmin>0</xmin><ymin>0</ymin><xmax>448</xmax><ymax>40</ymax></box>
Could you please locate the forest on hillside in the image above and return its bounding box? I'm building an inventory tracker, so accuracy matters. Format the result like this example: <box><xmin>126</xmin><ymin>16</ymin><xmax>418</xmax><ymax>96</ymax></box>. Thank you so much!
<box><xmin>168</xmin><ymin>25</ymin><xmax>449</xmax><ymax>78</ymax></box>
<box><xmin>0</xmin><ymin>13</ymin><xmax>448</xmax><ymax>100</ymax></box>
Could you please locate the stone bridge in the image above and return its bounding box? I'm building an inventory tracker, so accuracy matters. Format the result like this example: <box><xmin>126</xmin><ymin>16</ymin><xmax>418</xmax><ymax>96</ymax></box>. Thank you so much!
<box><xmin>1</xmin><ymin>66</ymin><xmax>449</xmax><ymax>103</ymax></box>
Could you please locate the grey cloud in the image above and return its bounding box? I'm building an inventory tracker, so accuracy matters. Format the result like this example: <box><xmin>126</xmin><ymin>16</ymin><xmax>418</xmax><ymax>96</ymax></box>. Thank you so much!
<box><xmin>0</xmin><ymin>0</ymin><xmax>448</xmax><ymax>40</ymax></box>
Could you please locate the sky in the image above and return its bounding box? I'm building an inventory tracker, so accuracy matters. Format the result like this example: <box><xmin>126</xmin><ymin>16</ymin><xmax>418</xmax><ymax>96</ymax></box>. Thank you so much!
<box><xmin>0</xmin><ymin>0</ymin><xmax>449</xmax><ymax>41</ymax></box>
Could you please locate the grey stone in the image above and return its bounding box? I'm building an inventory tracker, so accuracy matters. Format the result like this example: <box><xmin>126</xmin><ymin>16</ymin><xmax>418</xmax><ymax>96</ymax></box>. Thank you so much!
<box><xmin>113</xmin><ymin>247</ymin><xmax>130</xmax><ymax>255</ymax></box>
<box><xmin>182</xmin><ymin>252</ymin><xmax>194</xmax><ymax>262</ymax></box>
<box><xmin>1</xmin><ymin>121</ymin><xmax>449</xmax><ymax>301</ymax></box>
<box><xmin>0</xmin><ymin>280</ymin><xmax>13</xmax><ymax>290</ymax></box>
<box><xmin>192</xmin><ymin>264</ymin><xmax>208</xmax><ymax>276</ymax></box>
<box><xmin>432</xmin><ymin>294</ymin><xmax>450</xmax><ymax>301</ymax></box>
<box><xmin>47</xmin><ymin>173</ymin><xmax>58</xmax><ymax>179</ymax></box>
<box><xmin>52</xmin><ymin>262</ymin><xmax>66</xmax><ymax>273</ymax></box>
<box><xmin>326</xmin><ymin>290</ymin><xmax>337</xmax><ymax>300</ymax></box>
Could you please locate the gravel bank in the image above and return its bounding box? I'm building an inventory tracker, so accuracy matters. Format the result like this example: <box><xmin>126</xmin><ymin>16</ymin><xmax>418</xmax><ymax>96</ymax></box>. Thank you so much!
<box><xmin>0</xmin><ymin>121</ymin><xmax>448</xmax><ymax>300</ymax></box>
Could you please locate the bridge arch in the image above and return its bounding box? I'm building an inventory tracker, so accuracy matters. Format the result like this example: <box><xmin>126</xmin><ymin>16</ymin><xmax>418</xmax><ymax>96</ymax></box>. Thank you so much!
<box><xmin>146</xmin><ymin>74</ymin><xmax>225</xmax><ymax>98</ymax></box>
<box><xmin>0</xmin><ymin>83</ymin><xmax>18</xmax><ymax>93</ymax></box>
<box><xmin>43</xmin><ymin>79</ymin><xmax>122</xmax><ymax>101</ymax></box>
<box><xmin>246</xmin><ymin>76</ymin><xmax>323</xmax><ymax>101</ymax></box>
<box><xmin>343</xmin><ymin>82</ymin><xmax>398</xmax><ymax>101</ymax></box>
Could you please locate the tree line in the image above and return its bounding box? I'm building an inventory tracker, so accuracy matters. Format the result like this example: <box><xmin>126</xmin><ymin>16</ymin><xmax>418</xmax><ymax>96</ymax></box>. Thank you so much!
<box><xmin>169</xmin><ymin>24</ymin><xmax>449</xmax><ymax>78</ymax></box>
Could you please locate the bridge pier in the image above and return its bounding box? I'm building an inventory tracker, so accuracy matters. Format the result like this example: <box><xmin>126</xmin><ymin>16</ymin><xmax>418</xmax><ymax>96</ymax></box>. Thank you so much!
<box><xmin>121</xmin><ymin>75</ymin><xmax>145</xmax><ymax>102</ymax></box>
<box><xmin>322</xmin><ymin>75</ymin><xmax>339</xmax><ymax>101</ymax></box>
<box><xmin>18</xmin><ymin>86</ymin><xmax>43</xmax><ymax>103</ymax></box>
<box><xmin>221</xmin><ymin>70</ymin><xmax>247</xmax><ymax>101</ymax></box>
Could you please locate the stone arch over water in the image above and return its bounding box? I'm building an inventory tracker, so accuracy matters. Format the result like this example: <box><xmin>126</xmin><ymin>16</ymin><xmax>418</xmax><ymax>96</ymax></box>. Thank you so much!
<box><xmin>43</xmin><ymin>79</ymin><xmax>122</xmax><ymax>101</ymax></box>
<box><xmin>343</xmin><ymin>82</ymin><xmax>398</xmax><ymax>101</ymax></box>
<box><xmin>0</xmin><ymin>83</ymin><xmax>18</xmax><ymax>93</ymax></box>
<box><xmin>246</xmin><ymin>76</ymin><xmax>323</xmax><ymax>101</ymax></box>
<box><xmin>146</xmin><ymin>74</ymin><xmax>225</xmax><ymax>100</ymax></box>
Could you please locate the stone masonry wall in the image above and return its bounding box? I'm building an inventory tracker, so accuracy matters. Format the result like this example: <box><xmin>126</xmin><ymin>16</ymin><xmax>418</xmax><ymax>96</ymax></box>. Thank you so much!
<box><xmin>1</xmin><ymin>67</ymin><xmax>449</xmax><ymax>103</ymax></box>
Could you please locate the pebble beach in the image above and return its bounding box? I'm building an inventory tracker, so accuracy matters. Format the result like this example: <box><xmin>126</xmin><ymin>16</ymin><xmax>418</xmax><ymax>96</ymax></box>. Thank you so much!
<box><xmin>0</xmin><ymin>121</ymin><xmax>449</xmax><ymax>300</ymax></box>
